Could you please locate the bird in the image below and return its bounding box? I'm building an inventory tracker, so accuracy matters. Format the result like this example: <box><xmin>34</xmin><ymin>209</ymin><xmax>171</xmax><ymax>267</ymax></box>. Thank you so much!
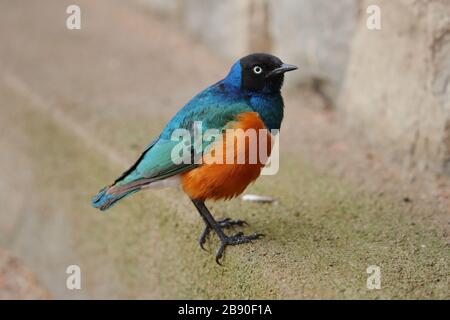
<box><xmin>92</xmin><ymin>53</ymin><xmax>297</xmax><ymax>264</ymax></box>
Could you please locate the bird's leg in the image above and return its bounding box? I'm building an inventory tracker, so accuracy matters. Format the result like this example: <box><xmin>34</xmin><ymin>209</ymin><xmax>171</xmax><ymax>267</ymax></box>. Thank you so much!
<box><xmin>191</xmin><ymin>199</ymin><xmax>263</xmax><ymax>264</ymax></box>
<box><xmin>192</xmin><ymin>199</ymin><xmax>228</xmax><ymax>250</ymax></box>
<box><xmin>198</xmin><ymin>218</ymin><xmax>249</xmax><ymax>251</ymax></box>
<box><xmin>197</xmin><ymin>210</ymin><xmax>213</xmax><ymax>251</ymax></box>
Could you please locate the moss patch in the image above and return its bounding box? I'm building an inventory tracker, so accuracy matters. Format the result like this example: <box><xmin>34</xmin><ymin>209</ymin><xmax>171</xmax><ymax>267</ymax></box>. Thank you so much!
<box><xmin>12</xmin><ymin>94</ymin><xmax>450</xmax><ymax>299</ymax></box>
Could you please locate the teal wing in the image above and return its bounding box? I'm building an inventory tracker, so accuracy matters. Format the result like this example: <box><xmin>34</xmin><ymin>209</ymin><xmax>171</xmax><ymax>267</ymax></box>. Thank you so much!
<box><xmin>92</xmin><ymin>83</ymin><xmax>253</xmax><ymax>210</ymax></box>
<box><xmin>115</xmin><ymin>101</ymin><xmax>253</xmax><ymax>187</ymax></box>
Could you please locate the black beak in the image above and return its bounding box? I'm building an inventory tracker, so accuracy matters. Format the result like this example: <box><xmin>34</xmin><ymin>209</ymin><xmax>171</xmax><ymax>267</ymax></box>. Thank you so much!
<box><xmin>266</xmin><ymin>63</ymin><xmax>298</xmax><ymax>78</ymax></box>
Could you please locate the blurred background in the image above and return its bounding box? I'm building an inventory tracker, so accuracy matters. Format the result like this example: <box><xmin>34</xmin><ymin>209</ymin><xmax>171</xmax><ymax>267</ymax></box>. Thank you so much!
<box><xmin>0</xmin><ymin>0</ymin><xmax>448</xmax><ymax>299</ymax></box>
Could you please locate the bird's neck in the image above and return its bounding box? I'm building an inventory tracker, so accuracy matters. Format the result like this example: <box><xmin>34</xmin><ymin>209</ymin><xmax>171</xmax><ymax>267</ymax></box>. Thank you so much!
<box><xmin>248</xmin><ymin>92</ymin><xmax>284</xmax><ymax>131</ymax></box>
<box><xmin>220</xmin><ymin>73</ymin><xmax>285</xmax><ymax>130</ymax></box>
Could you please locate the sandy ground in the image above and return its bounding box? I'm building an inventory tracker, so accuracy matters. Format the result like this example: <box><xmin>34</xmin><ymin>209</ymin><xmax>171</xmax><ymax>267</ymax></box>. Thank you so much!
<box><xmin>0</xmin><ymin>249</ymin><xmax>49</xmax><ymax>299</ymax></box>
<box><xmin>0</xmin><ymin>0</ymin><xmax>448</xmax><ymax>299</ymax></box>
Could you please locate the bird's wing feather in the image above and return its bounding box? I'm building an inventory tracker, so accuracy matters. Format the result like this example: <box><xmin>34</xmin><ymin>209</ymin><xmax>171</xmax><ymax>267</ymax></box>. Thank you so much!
<box><xmin>114</xmin><ymin>92</ymin><xmax>252</xmax><ymax>187</ymax></box>
<box><xmin>112</xmin><ymin>136</ymin><xmax>159</xmax><ymax>184</ymax></box>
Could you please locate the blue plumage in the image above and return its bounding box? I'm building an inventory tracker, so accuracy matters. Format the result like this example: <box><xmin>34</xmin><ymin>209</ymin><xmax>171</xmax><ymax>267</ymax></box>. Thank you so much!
<box><xmin>92</xmin><ymin>55</ymin><xmax>291</xmax><ymax>211</ymax></box>
<box><xmin>92</xmin><ymin>53</ymin><xmax>298</xmax><ymax>264</ymax></box>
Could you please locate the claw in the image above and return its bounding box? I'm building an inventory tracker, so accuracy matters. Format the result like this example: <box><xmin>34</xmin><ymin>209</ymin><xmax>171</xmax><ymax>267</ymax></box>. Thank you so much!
<box><xmin>192</xmin><ymin>200</ymin><xmax>263</xmax><ymax>265</ymax></box>
<box><xmin>198</xmin><ymin>227</ymin><xmax>210</xmax><ymax>251</ymax></box>
<box><xmin>218</xmin><ymin>218</ymin><xmax>249</xmax><ymax>228</ymax></box>
<box><xmin>198</xmin><ymin>217</ymin><xmax>249</xmax><ymax>251</ymax></box>
<box><xmin>215</xmin><ymin>244</ymin><xmax>225</xmax><ymax>265</ymax></box>
<box><xmin>214</xmin><ymin>232</ymin><xmax>264</xmax><ymax>265</ymax></box>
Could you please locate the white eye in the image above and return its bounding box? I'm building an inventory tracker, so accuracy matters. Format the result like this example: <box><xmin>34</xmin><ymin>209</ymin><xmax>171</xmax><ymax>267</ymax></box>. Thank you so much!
<box><xmin>253</xmin><ymin>66</ymin><xmax>263</xmax><ymax>74</ymax></box>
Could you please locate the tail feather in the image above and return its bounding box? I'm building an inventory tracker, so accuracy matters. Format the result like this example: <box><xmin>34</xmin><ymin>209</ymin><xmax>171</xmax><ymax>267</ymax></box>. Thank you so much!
<box><xmin>91</xmin><ymin>177</ymin><xmax>157</xmax><ymax>211</ymax></box>
<box><xmin>91</xmin><ymin>185</ymin><xmax>139</xmax><ymax>211</ymax></box>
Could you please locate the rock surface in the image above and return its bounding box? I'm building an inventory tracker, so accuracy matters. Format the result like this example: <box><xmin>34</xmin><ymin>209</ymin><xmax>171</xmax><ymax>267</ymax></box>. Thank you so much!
<box><xmin>269</xmin><ymin>0</ymin><xmax>357</xmax><ymax>90</ymax></box>
<box><xmin>0</xmin><ymin>0</ymin><xmax>448</xmax><ymax>299</ymax></box>
<box><xmin>340</xmin><ymin>0</ymin><xmax>450</xmax><ymax>176</ymax></box>
<box><xmin>0</xmin><ymin>250</ymin><xmax>49</xmax><ymax>300</ymax></box>
<box><xmin>138</xmin><ymin>0</ymin><xmax>358</xmax><ymax>93</ymax></box>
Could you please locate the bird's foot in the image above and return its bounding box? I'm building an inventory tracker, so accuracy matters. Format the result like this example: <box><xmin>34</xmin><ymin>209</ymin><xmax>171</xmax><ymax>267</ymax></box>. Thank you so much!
<box><xmin>215</xmin><ymin>232</ymin><xmax>264</xmax><ymax>265</ymax></box>
<box><xmin>199</xmin><ymin>218</ymin><xmax>248</xmax><ymax>250</ymax></box>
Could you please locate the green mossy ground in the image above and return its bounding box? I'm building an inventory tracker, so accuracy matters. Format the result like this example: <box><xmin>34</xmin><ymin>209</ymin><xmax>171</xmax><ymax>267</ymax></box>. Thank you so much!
<box><xmin>1</xmin><ymin>0</ymin><xmax>448</xmax><ymax>299</ymax></box>
<box><xmin>13</xmin><ymin>88</ymin><xmax>448</xmax><ymax>299</ymax></box>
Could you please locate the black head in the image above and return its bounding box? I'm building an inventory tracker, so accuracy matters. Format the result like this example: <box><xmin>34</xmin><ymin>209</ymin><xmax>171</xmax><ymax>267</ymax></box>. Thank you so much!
<box><xmin>239</xmin><ymin>53</ymin><xmax>297</xmax><ymax>93</ymax></box>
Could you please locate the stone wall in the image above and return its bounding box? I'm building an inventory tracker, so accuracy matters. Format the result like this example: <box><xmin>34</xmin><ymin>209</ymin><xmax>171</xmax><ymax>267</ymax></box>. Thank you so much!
<box><xmin>269</xmin><ymin>0</ymin><xmax>357</xmax><ymax>90</ymax></box>
<box><xmin>339</xmin><ymin>0</ymin><xmax>450</xmax><ymax>175</ymax></box>
<box><xmin>137</xmin><ymin>0</ymin><xmax>358</xmax><ymax>92</ymax></box>
<box><xmin>137</xmin><ymin>0</ymin><xmax>450</xmax><ymax>176</ymax></box>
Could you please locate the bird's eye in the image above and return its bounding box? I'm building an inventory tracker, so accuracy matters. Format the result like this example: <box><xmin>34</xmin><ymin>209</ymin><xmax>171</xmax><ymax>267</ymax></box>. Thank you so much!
<box><xmin>253</xmin><ymin>66</ymin><xmax>263</xmax><ymax>74</ymax></box>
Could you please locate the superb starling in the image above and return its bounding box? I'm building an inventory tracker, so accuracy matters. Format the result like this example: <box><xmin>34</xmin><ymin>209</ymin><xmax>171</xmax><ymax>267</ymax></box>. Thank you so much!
<box><xmin>92</xmin><ymin>53</ymin><xmax>297</xmax><ymax>263</ymax></box>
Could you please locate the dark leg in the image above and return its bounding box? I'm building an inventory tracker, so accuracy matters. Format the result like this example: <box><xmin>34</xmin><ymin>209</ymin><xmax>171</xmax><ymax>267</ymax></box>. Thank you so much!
<box><xmin>198</xmin><ymin>218</ymin><xmax>248</xmax><ymax>251</ymax></box>
<box><xmin>191</xmin><ymin>199</ymin><xmax>263</xmax><ymax>264</ymax></box>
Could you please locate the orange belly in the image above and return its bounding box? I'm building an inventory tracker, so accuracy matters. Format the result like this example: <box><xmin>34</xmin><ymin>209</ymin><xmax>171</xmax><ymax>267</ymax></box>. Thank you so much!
<box><xmin>181</xmin><ymin>112</ymin><xmax>272</xmax><ymax>201</ymax></box>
